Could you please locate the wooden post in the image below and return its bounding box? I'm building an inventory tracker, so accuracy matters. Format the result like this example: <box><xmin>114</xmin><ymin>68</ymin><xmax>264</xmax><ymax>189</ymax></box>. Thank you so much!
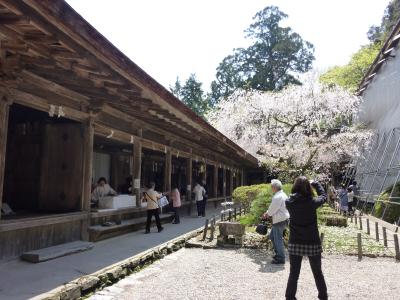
<box><xmin>239</xmin><ymin>206</ymin><xmax>242</xmax><ymax>216</ymax></box>
<box><xmin>351</xmin><ymin>216</ymin><xmax>353</xmax><ymax>223</ymax></box>
<box><xmin>375</xmin><ymin>222</ymin><xmax>379</xmax><ymax>241</ymax></box>
<box><xmin>133</xmin><ymin>133</ymin><xmax>142</xmax><ymax>208</ymax></box>
<box><xmin>228</xmin><ymin>209</ymin><xmax>232</xmax><ymax>221</ymax></box>
<box><xmin>234</xmin><ymin>207</ymin><xmax>237</xmax><ymax>220</ymax></box>
<box><xmin>202</xmin><ymin>218</ymin><xmax>209</xmax><ymax>241</ymax></box>
<box><xmin>223</xmin><ymin>167</ymin><xmax>227</xmax><ymax>199</ymax></box>
<box><xmin>0</xmin><ymin>97</ymin><xmax>11</xmax><ymax>220</ymax></box>
<box><xmin>359</xmin><ymin>217</ymin><xmax>363</xmax><ymax>230</ymax></box>
<box><xmin>383</xmin><ymin>227</ymin><xmax>388</xmax><ymax>247</ymax></box>
<box><xmin>394</xmin><ymin>234</ymin><xmax>400</xmax><ymax>261</ymax></box>
<box><xmin>229</xmin><ymin>168</ymin><xmax>233</xmax><ymax>197</ymax></box>
<box><xmin>164</xmin><ymin>147</ymin><xmax>171</xmax><ymax>193</ymax></box>
<box><xmin>209</xmin><ymin>217</ymin><xmax>216</xmax><ymax>242</ymax></box>
<box><xmin>213</xmin><ymin>164</ymin><xmax>218</xmax><ymax>198</ymax></box>
<box><xmin>320</xmin><ymin>232</ymin><xmax>325</xmax><ymax>245</ymax></box>
<box><xmin>82</xmin><ymin>118</ymin><xmax>94</xmax><ymax>212</ymax></box>
<box><xmin>357</xmin><ymin>233</ymin><xmax>362</xmax><ymax>261</ymax></box>
<box><xmin>366</xmin><ymin>218</ymin><xmax>370</xmax><ymax>235</ymax></box>
<box><xmin>355</xmin><ymin>215</ymin><xmax>358</xmax><ymax>225</ymax></box>
<box><xmin>186</xmin><ymin>156</ymin><xmax>193</xmax><ymax>215</ymax></box>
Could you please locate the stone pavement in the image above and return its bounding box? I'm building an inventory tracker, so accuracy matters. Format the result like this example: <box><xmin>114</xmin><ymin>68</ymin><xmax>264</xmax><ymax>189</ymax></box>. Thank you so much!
<box><xmin>0</xmin><ymin>206</ymin><xmax>221</xmax><ymax>300</ymax></box>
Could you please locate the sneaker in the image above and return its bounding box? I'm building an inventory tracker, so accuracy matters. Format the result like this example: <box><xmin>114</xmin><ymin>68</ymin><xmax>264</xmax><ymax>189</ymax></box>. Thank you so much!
<box><xmin>271</xmin><ymin>259</ymin><xmax>285</xmax><ymax>265</ymax></box>
<box><xmin>158</xmin><ymin>227</ymin><xmax>164</xmax><ymax>233</ymax></box>
<box><xmin>144</xmin><ymin>231</ymin><xmax>150</xmax><ymax>234</ymax></box>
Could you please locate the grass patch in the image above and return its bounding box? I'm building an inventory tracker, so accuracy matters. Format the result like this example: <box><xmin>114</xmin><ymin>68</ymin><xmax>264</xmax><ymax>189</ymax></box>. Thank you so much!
<box><xmin>321</xmin><ymin>223</ymin><xmax>394</xmax><ymax>257</ymax></box>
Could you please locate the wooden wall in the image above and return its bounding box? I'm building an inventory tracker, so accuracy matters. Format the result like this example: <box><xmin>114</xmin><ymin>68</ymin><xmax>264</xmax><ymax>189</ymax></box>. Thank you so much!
<box><xmin>0</xmin><ymin>215</ymin><xmax>84</xmax><ymax>260</ymax></box>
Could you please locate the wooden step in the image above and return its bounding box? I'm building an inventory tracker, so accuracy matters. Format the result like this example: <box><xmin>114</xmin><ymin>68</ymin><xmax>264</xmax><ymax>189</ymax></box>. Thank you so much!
<box><xmin>89</xmin><ymin>214</ymin><xmax>174</xmax><ymax>242</ymax></box>
<box><xmin>21</xmin><ymin>241</ymin><xmax>94</xmax><ymax>263</ymax></box>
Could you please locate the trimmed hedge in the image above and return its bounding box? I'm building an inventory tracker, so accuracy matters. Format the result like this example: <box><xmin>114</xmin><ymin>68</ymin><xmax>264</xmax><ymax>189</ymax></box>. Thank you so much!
<box><xmin>373</xmin><ymin>182</ymin><xmax>400</xmax><ymax>224</ymax></box>
<box><xmin>235</xmin><ymin>184</ymin><xmax>292</xmax><ymax>225</ymax></box>
<box><xmin>232</xmin><ymin>184</ymin><xmax>269</xmax><ymax>208</ymax></box>
<box><xmin>321</xmin><ymin>215</ymin><xmax>348</xmax><ymax>227</ymax></box>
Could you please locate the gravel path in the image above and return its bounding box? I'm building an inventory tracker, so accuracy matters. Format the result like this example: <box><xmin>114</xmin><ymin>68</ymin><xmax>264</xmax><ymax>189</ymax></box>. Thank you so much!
<box><xmin>89</xmin><ymin>248</ymin><xmax>400</xmax><ymax>300</ymax></box>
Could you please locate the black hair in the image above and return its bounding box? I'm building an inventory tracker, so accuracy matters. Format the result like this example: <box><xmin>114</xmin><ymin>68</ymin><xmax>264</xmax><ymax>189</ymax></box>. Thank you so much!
<box><xmin>98</xmin><ymin>177</ymin><xmax>107</xmax><ymax>184</ymax></box>
<box><xmin>292</xmin><ymin>176</ymin><xmax>313</xmax><ymax>198</ymax></box>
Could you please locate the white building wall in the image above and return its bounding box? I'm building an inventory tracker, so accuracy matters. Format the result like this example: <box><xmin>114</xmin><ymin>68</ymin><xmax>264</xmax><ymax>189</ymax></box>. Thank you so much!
<box><xmin>358</xmin><ymin>45</ymin><xmax>400</xmax><ymax>194</ymax></box>
<box><xmin>360</xmin><ymin>46</ymin><xmax>400</xmax><ymax>133</ymax></box>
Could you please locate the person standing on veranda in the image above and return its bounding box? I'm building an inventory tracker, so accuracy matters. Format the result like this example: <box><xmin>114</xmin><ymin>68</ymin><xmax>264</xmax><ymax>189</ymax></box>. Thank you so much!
<box><xmin>166</xmin><ymin>185</ymin><xmax>181</xmax><ymax>224</ymax></box>
<box><xmin>285</xmin><ymin>177</ymin><xmax>328</xmax><ymax>300</ymax></box>
<box><xmin>263</xmin><ymin>179</ymin><xmax>290</xmax><ymax>264</ymax></box>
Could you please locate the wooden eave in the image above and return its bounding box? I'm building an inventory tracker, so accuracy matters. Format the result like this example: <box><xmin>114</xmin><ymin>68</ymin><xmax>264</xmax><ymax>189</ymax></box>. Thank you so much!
<box><xmin>0</xmin><ymin>0</ymin><xmax>258</xmax><ymax>167</ymax></box>
<box><xmin>357</xmin><ymin>19</ymin><xmax>400</xmax><ymax>96</ymax></box>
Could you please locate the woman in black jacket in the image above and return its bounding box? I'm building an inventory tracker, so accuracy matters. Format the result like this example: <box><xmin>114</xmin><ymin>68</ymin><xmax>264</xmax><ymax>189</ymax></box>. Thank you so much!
<box><xmin>285</xmin><ymin>176</ymin><xmax>328</xmax><ymax>300</ymax></box>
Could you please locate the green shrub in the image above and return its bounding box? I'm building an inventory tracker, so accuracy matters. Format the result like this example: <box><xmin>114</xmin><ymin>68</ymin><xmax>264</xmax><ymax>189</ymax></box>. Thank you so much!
<box><xmin>232</xmin><ymin>184</ymin><xmax>269</xmax><ymax>208</ymax></box>
<box><xmin>373</xmin><ymin>182</ymin><xmax>400</xmax><ymax>224</ymax></box>
<box><xmin>239</xmin><ymin>183</ymin><xmax>292</xmax><ymax>225</ymax></box>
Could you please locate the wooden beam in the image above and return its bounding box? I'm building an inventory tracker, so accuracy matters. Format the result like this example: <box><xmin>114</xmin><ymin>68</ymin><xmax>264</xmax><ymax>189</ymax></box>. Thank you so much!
<box><xmin>132</xmin><ymin>130</ymin><xmax>142</xmax><ymax>208</ymax></box>
<box><xmin>0</xmin><ymin>96</ymin><xmax>11</xmax><ymax>220</ymax></box>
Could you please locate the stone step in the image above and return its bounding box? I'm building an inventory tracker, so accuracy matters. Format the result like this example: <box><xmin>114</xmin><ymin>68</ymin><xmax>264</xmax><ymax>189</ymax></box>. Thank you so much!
<box><xmin>21</xmin><ymin>241</ymin><xmax>94</xmax><ymax>263</ymax></box>
<box><xmin>88</xmin><ymin>213</ymin><xmax>174</xmax><ymax>242</ymax></box>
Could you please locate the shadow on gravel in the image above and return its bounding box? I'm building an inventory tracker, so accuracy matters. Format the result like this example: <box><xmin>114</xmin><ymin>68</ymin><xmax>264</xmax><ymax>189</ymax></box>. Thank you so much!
<box><xmin>240</xmin><ymin>248</ymin><xmax>286</xmax><ymax>273</ymax></box>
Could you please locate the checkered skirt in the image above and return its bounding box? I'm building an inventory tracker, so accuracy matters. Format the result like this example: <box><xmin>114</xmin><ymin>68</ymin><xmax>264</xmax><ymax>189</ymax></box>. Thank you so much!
<box><xmin>288</xmin><ymin>243</ymin><xmax>322</xmax><ymax>256</ymax></box>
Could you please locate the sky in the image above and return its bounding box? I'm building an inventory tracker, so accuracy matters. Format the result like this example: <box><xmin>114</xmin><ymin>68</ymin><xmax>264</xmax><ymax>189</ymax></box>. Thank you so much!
<box><xmin>66</xmin><ymin>0</ymin><xmax>390</xmax><ymax>92</ymax></box>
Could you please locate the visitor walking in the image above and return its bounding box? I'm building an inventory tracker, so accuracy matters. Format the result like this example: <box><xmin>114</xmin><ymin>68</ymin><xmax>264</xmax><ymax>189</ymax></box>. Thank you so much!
<box><xmin>193</xmin><ymin>181</ymin><xmax>206</xmax><ymax>217</ymax></box>
<box><xmin>338</xmin><ymin>184</ymin><xmax>348</xmax><ymax>214</ymax></box>
<box><xmin>169</xmin><ymin>185</ymin><xmax>181</xmax><ymax>224</ymax></box>
<box><xmin>347</xmin><ymin>186</ymin><xmax>354</xmax><ymax>213</ymax></box>
<box><xmin>285</xmin><ymin>176</ymin><xmax>328</xmax><ymax>300</ymax></box>
<box><xmin>142</xmin><ymin>182</ymin><xmax>164</xmax><ymax>234</ymax></box>
<box><xmin>262</xmin><ymin>179</ymin><xmax>289</xmax><ymax>264</ymax></box>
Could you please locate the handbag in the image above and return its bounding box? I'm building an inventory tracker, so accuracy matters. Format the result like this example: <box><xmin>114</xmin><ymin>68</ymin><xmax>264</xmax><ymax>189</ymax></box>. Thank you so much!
<box><xmin>158</xmin><ymin>196</ymin><xmax>169</xmax><ymax>208</ymax></box>
<box><xmin>255</xmin><ymin>220</ymin><xmax>270</xmax><ymax>235</ymax></box>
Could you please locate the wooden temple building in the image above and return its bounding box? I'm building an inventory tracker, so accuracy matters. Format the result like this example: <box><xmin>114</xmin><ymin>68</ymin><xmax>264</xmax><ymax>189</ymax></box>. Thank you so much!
<box><xmin>0</xmin><ymin>0</ymin><xmax>258</xmax><ymax>260</ymax></box>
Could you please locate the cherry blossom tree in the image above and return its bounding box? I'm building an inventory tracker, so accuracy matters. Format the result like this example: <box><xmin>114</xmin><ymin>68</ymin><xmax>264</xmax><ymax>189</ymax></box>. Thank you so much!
<box><xmin>207</xmin><ymin>73</ymin><xmax>373</xmax><ymax>180</ymax></box>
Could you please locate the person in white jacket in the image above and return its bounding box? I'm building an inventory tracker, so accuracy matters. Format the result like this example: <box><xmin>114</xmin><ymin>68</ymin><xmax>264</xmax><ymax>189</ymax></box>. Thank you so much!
<box><xmin>263</xmin><ymin>179</ymin><xmax>290</xmax><ymax>264</ymax></box>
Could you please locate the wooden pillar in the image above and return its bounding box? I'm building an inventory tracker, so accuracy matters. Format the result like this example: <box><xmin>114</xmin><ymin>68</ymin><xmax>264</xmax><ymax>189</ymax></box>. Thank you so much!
<box><xmin>229</xmin><ymin>168</ymin><xmax>233</xmax><ymax>197</ymax></box>
<box><xmin>201</xmin><ymin>160</ymin><xmax>207</xmax><ymax>184</ymax></box>
<box><xmin>241</xmin><ymin>169</ymin><xmax>245</xmax><ymax>186</ymax></box>
<box><xmin>213</xmin><ymin>164</ymin><xmax>218</xmax><ymax>198</ymax></box>
<box><xmin>164</xmin><ymin>147</ymin><xmax>172</xmax><ymax>192</ymax></box>
<box><xmin>0</xmin><ymin>97</ymin><xmax>10</xmax><ymax>220</ymax></box>
<box><xmin>187</xmin><ymin>157</ymin><xmax>193</xmax><ymax>215</ymax></box>
<box><xmin>82</xmin><ymin>118</ymin><xmax>94</xmax><ymax>212</ymax></box>
<box><xmin>223</xmin><ymin>167</ymin><xmax>227</xmax><ymax>198</ymax></box>
<box><xmin>133</xmin><ymin>133</ymin><xmax>142</xmax><ymax>208</ymax></box>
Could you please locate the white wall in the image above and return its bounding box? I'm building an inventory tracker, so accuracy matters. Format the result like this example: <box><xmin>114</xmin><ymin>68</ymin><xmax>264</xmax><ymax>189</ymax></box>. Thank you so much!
<box><xmin>360</xmin><ymin>46</ymin><xmax>400</xmax><ymax>133</ymax></box>
<box><xmin>93</xmin><ymin>152</ymin><xmax>111</xmax><ymax>184</ymax></box>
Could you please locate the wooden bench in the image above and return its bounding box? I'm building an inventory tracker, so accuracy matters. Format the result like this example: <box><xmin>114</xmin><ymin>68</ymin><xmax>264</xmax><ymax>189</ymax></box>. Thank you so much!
<box><xmin>21</xmin><ymin>241</ymin><xmax>94</xmax><ymax>263</ymax></box>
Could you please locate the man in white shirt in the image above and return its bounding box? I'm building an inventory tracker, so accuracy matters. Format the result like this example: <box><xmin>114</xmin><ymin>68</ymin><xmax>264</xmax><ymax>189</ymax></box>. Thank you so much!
<box><xmin>263</xmin><ymin>179</ymin><xmax>290</xmax><ymax>264</ymax></box>
<box><xmin>193</xmin><ymin>182</ymin><xmax>206</xmax><ymax>217</ymax></box>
